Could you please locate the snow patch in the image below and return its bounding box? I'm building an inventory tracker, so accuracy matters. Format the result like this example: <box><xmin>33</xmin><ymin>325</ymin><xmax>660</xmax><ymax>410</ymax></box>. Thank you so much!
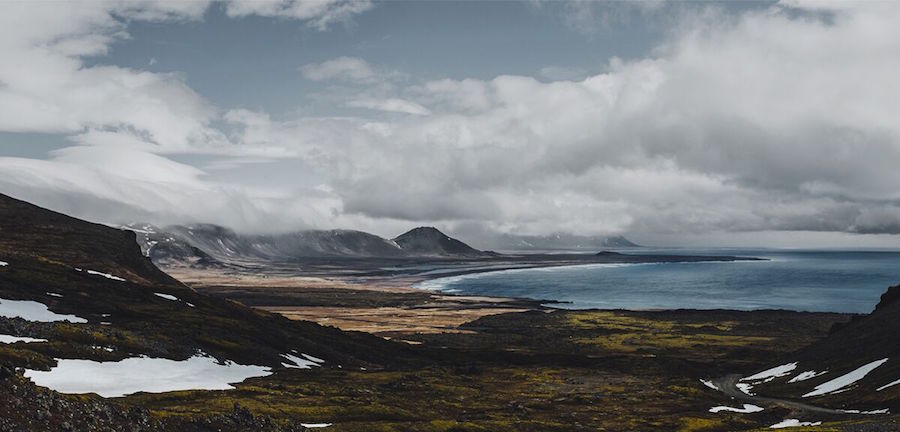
<box><xmin>300</xmin><ymin>424</ymin><xmax>332</xmax><ymax>428</ymax></box>
<box><xmin>700</xmin><ymin>379</ymin><xmax>718</xmax><ymax>391</ymax></box>
<box><xmin>76</xmin><ymin>268</ymin><xmax>126</xmax><ymax>281</ymax></box>
<box><xmin>877</xmin><ymin>378</ymin><xmax>900</xmax><ymax>392</ymax></box>
<box><xmin>770</xmin><ymin>419</ymin><xmax>822</xmax><ymax>428</ymax></box>
<box><xmin>281</xmin><ymin>353</ymin><xmax>321</xmax><ymax>369</ymax></box>
<box><xmin>24</xmin><ymin>355</ymin><xmax>271</xmax><ymax>398</ymax></box>
<box><xmin>736</xmin><ymin>383</ymin><xmax>756</xmax><ymax>396</ymax></box>
<box><xmin>0</xmin><ymin>334</ymin><xmax>47</xmax><ymax>344</ymax></box>
<box><xmin>839</xmin><ymin>408</ymin><xmax>890</xmax><ymax>414</ymax></box>
<box><xmin>154</xmin><ymin>293</ymin><xmax>178</xmax><ymax>301</ymax></box>
<box><xmin>709</xmin><ymin>404</ymin><xmax>764</xmax><ymax>413</ymax></box>
<box><xmin>302</xmin><ymin>353</ymin><xmax>325</xmax><ymax>364</ymax></box>
<box><xmin>802</xmin><ymin>358</ymin><xmax>889</xmax><ymax>397</ymax></box>
<box><xmin>0</xmin><ymin>298</ymin><xmax>87</xmax><ymax>323</ymax></box>
<box><xmin>45</xmin><ymin>292</ymin><xmax>63</xmax><ymax>298</ymax></box>
<box><xmin>743</xmin><ymin>362</ymin><xmax>797</xmax><ymax>382</ymax></box>
<box><xmin>0</xmin><ymin>261</ymin><xmax>7</xmax><ymax>266</ymax></box>
<box><xmin>85</xmin><ymin>270</ymin><xmax>126</xmax><ymax>281</ymax></box>
<box><xmin>789</xmin><ymin>370</ymin><xmax>827</xmax><ymax>383</ymax></box>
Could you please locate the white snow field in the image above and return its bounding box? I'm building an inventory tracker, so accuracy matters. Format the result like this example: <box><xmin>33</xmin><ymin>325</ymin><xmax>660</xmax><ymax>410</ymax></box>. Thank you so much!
<box><xmin>743</xmin><ymin>362</ymin><xmax>798</xmax><ymax>382</ymax></box>
<box><xmin>302</xmin><ymin>353</ymin><xmax>325</xmax><ymax>364</ymax></box>
<box><xmin>877</xmin><ymin>378</ymin><xmax>900</xmax><ymax>392</ymax></box>
<box><xmin>154</xmin><ymin>292</ymin><xmax>179</xmax><ymax>301</ymax></box>
<box><xmin>770</xmin><ymin>419</ymin><xmax>822</xmax><ymax>428</ymax></box>
<box><xmin>736</xmin><ymin>383</ymin><xmax>755</xmax><ymax>396</ymax></box>
<box><xmin>0</xmin><ymin>298</ymin><xmax>87</xmax><ymax>323</ymax></box>
<box><xmin>789</xmin><ymin>370</ymin><xmax>827</xmax><ymax>383</ymax></box>
<box><xmin>802</xmin><ymin>358</ymin><xmax>889</xmax><ymax>397</ymax></box>
<box><xmin>75</xmin><ymin>268</ymin><xmax>126</xmax><ymax>281</ymax></box>
<box><xmin>699</xmin><ymin>379</ymin><xmax>718</xmax><ymax>390</ymax></box>
<box><xmin>24</xmin><ymin>355</ymin><xmax>272</xmax><ymax>397</ymax></box>
<box><xmin>281</xmin><ymin>353</ymin><xmax>324</xmax><ymax>369</ymax></box>
<box><xmin>838</xmin><ymin>408</ymin><xmax>890</xmax><ymax>414</ymax></box>
<box><xmin>709</xmin><ymin>404</ymin><xmax>764</xmax><ymax>413</ymax></box>
<box><xmin>0</xmin><ymin>334</ymin><xmax>47</xmax><ymax>344</ymax></box>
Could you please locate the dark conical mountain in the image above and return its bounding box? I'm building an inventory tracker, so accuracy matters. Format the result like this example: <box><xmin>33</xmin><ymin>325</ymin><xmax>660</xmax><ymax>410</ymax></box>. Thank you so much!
<box><xmin>392</xmin><ymin>226</ymin><xmax>485</xmax><ymax>257</ymax></box>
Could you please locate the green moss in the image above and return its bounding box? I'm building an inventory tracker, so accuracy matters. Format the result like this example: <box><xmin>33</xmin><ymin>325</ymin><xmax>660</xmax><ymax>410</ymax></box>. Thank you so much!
<box><xmin>678</xmin><ymin>417</ymin><xmax>724</xmax><ymax>431</ymax></box>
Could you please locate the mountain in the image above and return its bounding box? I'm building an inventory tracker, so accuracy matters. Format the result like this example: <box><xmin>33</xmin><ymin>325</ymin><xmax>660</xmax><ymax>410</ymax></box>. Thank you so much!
<box><xmin>0</xmin><ymin>193</ymin><xmax>414</xmax><ymax>429</ymax></box>
<box><xmin>469</xmin><ymin>232</ymin><xmax>640</xmax><ymax>251</ymax></box>
<box><xmin>392</xmin><ymin>226</ymin><xmax>486</xmax><ymax>257</ymax></box>
<box><xmin>124</xmin><ymin>223</ymin><xmax>486</xmax><ymax>266</ymax></box>
<box><xmin>1</xmin><ymin>203</ymin><xmax>179</xmax><ymax>288</ymax></box>
<box><xmin>731</xmin><ymin>283</ymin><xmax>900</xmax><ymax>412</ymax></box>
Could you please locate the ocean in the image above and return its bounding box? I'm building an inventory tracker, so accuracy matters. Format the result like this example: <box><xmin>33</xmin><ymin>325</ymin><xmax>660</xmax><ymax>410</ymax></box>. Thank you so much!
<box><xmin>415</xmin><ymin>249</ymin><xmax>900</xmax><ymax>313</ymax></box>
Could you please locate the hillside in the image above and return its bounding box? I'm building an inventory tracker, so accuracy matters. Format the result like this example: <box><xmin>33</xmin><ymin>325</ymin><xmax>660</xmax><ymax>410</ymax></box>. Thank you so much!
<box><xmin>722</xmin><ymin>283</ymin><xmax>900</xmax><ymax>413</ymax></box>
<box><xmin>0</xmin><ymin>193</ymin><xmax>416</xmax><ymax>430</ymax></box>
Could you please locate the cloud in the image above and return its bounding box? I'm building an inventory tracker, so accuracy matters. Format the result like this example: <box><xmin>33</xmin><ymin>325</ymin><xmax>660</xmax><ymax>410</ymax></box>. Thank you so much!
<box><xmin>0</xmin><ymin>1</ymin><xmax>373</xmax><ymax>232</ymax></box>
<box><xmin>277</xmin><ymin>2</ymin><xmax>900</xmax><ymax>238</ymax></box>
<box><xmin>0</xmin><ymin>1</ymin><xmax>222</xmax><ymax>153</ymax></box>
<box><xmin>223</xmin><ymin>0</ymin><xmax>373</xmax><ymax>30</ymax></box>
<box><xmin>299</xmin><ymin>56</ymin><xmax>403</xmax><ymax>84</ymax></box>
<box><xmin>2</xmin><ymin>1</ymin><xmax>900</xmax><ymax>245</ymax></box>
<box><xmin>0</xmin><ymin>152</ymin><xmax>344</xmax><ymax>233</ymax></box>
<box><xmin>348</xmin><ymin>98</ymin><xmax>431</xmax><ymax>115</ymax></box>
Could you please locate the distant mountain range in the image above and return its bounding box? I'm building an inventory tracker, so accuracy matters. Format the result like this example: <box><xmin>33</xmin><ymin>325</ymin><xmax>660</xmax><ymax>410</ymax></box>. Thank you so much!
<box><xmin>122</xmin><ymin>223</ymin><xmax>491</xmax><ymax>265</ymax></box>
<box><xmin>470</xmin><ymin>232</ymin><xmax>640</xmax><ymax>251</ymax></box>
<box><xmin>122</xmin><ymin>222</ymin><xmax>640</xmax><ymax>267</ymax></box>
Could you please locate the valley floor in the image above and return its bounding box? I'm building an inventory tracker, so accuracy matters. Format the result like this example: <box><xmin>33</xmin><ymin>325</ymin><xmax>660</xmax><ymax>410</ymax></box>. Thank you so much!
<box><xmin>126</xmin><ymin>306</ymin><xmax>871</xmax><ymax>431</ymax></box>
<box><xmin>167</xmin><ymin>268</ymin><xmax>541</xmax><ymax>336</ymax></box>
<box><xmin>147</xmin><ymin>265</ymin><xmax>900</xmax><ymax>431</ymax></box>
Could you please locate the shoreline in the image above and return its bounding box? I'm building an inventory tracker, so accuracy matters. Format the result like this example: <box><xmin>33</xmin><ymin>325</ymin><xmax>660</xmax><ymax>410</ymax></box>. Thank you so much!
<box><xmin>409</xmin><ymin>256</ymin><xmax>771</xmax><ymax>292</ymax></box>
<box><xmin>162</xmin><ymin>251</ymin><xmax>767</xmax><ymax>336</ymax></box>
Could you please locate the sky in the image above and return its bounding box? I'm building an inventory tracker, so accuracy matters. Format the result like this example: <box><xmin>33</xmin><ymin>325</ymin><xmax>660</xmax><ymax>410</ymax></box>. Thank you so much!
<box><xmin>1</xmin><ymin>0</ymin><xmax>899</xmax><ymax>248</ymax></box>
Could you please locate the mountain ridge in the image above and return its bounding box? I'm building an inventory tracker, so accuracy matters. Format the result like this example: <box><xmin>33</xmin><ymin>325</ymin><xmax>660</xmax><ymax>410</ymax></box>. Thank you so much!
<box><xmin>466</xmin><ymin>232</ymin><xmax>640</xmax><ymax>251</ymax></box>
<box><xmin>124</xmin><ymin>223</ymin><xmax>491</xmax><ymax>266</ymax></box>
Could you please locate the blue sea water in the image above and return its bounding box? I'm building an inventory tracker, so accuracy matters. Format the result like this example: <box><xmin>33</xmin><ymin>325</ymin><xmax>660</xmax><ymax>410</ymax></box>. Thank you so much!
<box><xmin>417</xmin><ymin>250</ymin><xmax>900</xmax><ymax>313</ymax></box>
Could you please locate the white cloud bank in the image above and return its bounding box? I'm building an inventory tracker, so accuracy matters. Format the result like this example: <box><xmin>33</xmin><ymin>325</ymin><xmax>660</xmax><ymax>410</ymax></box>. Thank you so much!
<box><xmin>1</xmin><ymin>1</ymin><xmax>900</xmax><ymax>245</ymax></box>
